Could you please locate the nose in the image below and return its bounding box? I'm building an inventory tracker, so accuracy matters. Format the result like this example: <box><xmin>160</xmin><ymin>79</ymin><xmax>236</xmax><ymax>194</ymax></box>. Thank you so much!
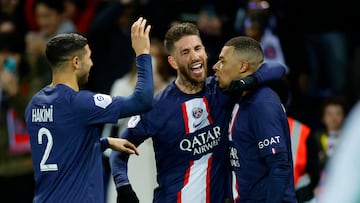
<box><xmin>189</xmin><ymin>50</ymin><xmax>201</xmax><ymax>61</ymax></box>
<box><xmin>212</xmin><ymin>61</ymin><xmax>219</xmax><ymax>71</ymax></box>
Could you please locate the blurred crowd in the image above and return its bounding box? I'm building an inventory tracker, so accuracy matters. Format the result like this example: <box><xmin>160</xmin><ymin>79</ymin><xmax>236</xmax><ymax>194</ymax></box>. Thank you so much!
<box><xmin>0</xmin><ymin>0</ymin><xmax>359</xmax><ymax>202</ymax></box>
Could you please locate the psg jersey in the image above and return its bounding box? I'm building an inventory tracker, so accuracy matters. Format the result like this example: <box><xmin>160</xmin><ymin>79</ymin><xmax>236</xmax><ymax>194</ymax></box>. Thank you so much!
<box><xmin>228</xmin><ymin>86</ymin><xmax>296</xmax><ymax>202</ymax></box>
<box><xmin>111</xmin><ymin>77</ymin><xmax>231</xmax><ymax>203</ymax></box>
<box><xmin>25</xmin><ymin>84</ymin><xmax>140</xmax><ymax>203</ymax></box>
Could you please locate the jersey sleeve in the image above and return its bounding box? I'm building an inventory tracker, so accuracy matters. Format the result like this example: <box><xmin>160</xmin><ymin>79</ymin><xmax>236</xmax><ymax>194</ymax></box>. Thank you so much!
<box><xmin>110</xmin><ymin>113</ymin><xmax>153</xmax><ymax>187</ymax></box>
<box><xmin>253</xmin><ymin>62</ymin><xmax>286</xmax><ymax>84</ymax></box>
<box><xmin>117</xmin><ymin>54</ymin><xmax>154</xmax><ymax>118</ymax></box>
<box><xmin>265</xmin><ymin>152</ymin><xmax>293</xmax><ymax>203</ymax></box>
<box><xmin>110</xmin><ymin>146</ymin><xmax>131</xmax><ymax>187</ymax></box>
<box><xmin>73</xmin><ymin>54</ymin><xmax>154</xmax><ymax>125</ymax></box>
<box><xmin>72</xmin><ymin>91</ymin><xmax>125</xmax><ymax>125</ymax></box>
<box><xmin>249</xmin><ymin>94</ymin><xmax>289</xmax><ymax>158</ymax></box>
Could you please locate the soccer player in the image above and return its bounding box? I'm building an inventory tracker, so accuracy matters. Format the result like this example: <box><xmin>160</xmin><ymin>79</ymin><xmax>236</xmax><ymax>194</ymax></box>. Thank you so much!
<box><xmin>213</xmin><ymin>36</ymin><xmax>296</xmax><ymax>202</ymax></box>
<box><xmin>110</xmin><ymin>22</ymin><xmax>287</xmax><ymax>203</ymax></box>
<box><xmin>24</xmin><ymin>17</ymin><xmax>153</xmax><ymax>203</ymax></box>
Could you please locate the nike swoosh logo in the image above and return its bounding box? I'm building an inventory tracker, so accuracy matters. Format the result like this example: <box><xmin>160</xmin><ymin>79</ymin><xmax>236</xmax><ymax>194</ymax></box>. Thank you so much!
<box><xmin>193</xmin><ymin>118</ymin><xmax>207</xmax><ymax>128</ymax></box>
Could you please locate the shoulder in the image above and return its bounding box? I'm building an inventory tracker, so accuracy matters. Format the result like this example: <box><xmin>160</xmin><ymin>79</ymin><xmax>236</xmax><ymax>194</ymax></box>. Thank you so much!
<box><xmin>243</xmin><ymin>87</ymin><xmax>284</xmax><ymax>115</ymax></box>
<box><xmin>249</xmin><ymin>86</ymin><xmax>281</xmax><ymax>104</ymax></box>
<box><xmin>154</xmin><ymin>82</ymin><xmax>176</xmax><ymax>102</ymax></box>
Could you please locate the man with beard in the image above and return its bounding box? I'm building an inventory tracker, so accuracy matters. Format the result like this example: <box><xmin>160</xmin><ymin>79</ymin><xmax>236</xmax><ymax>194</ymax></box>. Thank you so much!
<box><xmin>110</xmin><ymin>22</ymin><xmax>287</xmax><ymax>203</ymax></box>
<box><xmin>24</xmin><ymin>17</ymin><xmax>153</xmax><ymax>203</ymax></box>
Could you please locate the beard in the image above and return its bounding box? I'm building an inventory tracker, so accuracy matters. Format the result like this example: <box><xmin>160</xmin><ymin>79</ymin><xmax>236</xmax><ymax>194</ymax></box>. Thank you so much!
<box><xmin>78</xmin><ymin>72</ymin><xmax>89</xmax><ymax>85</ymax></box>
<box><xmin>177</xmin><ymin>63</ymin><xmax>207</xmax><ymax>90</ymax></box>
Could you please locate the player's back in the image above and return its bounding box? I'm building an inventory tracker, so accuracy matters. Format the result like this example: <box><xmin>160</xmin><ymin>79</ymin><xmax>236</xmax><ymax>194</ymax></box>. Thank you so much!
<box><xmin>25</xmin><ymin>84</ymin><xmax>109</xmax><ymax>203</ymax></box>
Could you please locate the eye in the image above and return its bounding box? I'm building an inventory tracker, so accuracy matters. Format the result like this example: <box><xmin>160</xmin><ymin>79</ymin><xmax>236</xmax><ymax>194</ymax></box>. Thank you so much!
<box><xmin>181</xmin><ymin>50</ymin><xmax>189</xmax><ymax>56</ymax></box>
<box><xmin>219</xmin><ymin>59</ymin><xmax>224</xmax><ymax>65</ymax></box>
<box><xmin>195</xmin><ymin>45</ymin><xmax>203</xmax><ymax>52</ymax></box>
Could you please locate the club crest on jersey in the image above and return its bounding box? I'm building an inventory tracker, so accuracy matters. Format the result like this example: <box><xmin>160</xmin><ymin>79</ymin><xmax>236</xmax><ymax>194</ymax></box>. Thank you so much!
<box><xmin>182</xmin><ymin>97</ymin><xmax>213</xmax><ymax>134</ymax></box>
<box><xmin>192</xmin><ymin>107</ymin><xmax>203</xmax><ymax>118</ymax></box>
<box><xmin>93</xmin><ymin>94</ymin><xmax>112</xmax><ymax>109</ymax></box>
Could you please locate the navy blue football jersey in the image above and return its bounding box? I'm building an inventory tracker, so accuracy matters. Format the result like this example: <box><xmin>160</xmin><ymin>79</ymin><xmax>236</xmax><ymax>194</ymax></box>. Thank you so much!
<box><xmin>228</xmin><ymin>86</ymin><xmax>296</xmax><ymax>202</ymax></box>
<box><xmin>25</xmin><ymin>55</ymin><xmax>153</xmax><ymax>203</ymax></box>
<box><xmin>110</xmin><ymin>62</ymin><xmax>287</xmax><ymax>203</ymax></box>
<box><xmin>111</xmin><ymin>77</ymin><xmax>231</xmax><ymax>203</ymax></box>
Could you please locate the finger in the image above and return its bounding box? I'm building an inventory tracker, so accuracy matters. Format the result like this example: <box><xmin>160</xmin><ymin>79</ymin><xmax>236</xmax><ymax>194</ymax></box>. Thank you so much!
<box><xmin>131</xmin><ymin>17</ymin><xmax>142</xmax><ymax>36</ymax></box>
<box><xmin>139</xmin><ymin>18</ymin><xmax>147</xmax><ymax>35</ymax></box>
<box><xmin>131</xmin><ymin>17</ymin><xmax>141</xmax><ymax>30</ymax></box>
<box><xmin>123</xmin><ymin>148</ymin><xmax>136</xmax><ymax>155</ymax></box>
<box><xmin>132</xmin><ymin>146</ymin><xmax>139</xmax><ymax>156</ymax></box>
<box><xmin>144</xmin><ymin>24</ymin><xmax>151</xmax><ymax>37</ymax></box>
<box><xmin>125</xmin><ymin>142</ymin><xmax>140</xmax><ymax>156</ymax></box>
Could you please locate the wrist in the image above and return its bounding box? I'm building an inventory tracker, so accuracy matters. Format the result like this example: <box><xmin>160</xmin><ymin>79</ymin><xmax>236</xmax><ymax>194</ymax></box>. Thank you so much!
<box><xmin>100</xmin><ymin>137</ymin><xmax>110</xmax><ymax>150</ymax></box>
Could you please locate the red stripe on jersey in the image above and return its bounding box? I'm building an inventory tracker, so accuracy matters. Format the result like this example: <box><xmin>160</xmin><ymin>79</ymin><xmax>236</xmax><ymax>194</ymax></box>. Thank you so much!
<box><xmin>232</xmin><ymin>171</ymin><xmax>240</xmax><ymax>202</ymax></box>
<box><xmin>206</xmin><ymin>155</ymin><xmax>212</xmax><ymax>203</ymax></box>
<box><xmin>235</xmin><ymin>179</ymin><xmax>240</xmax><ymax>202</ymax></box>
<box><xmin>229</xmin><ymin>104</ymin><xmax>240</xmax><ymax>140</ymax></box>
<box><xmin>177</xmin><ymin>191</ymin><xmax>181</xmax><ymax>203</ymax></box>
<box><xmin>181</xmin><ymin>102</ymin><xmax>190</xmax><ymax>134</ymax></box>
<box><xmin>202</xmin><ymin>96</ymin><xmax>214</xmax><ymax>124</ymax></box>
<box><xmin>177</xmin><ymin>160</ymin><xmax>194</xmax><ymax>203</ymax></box>
<box><xmin>184</xmin><ymin>161</ymin><xmax>194</xmax><ymax>186</ymax></box>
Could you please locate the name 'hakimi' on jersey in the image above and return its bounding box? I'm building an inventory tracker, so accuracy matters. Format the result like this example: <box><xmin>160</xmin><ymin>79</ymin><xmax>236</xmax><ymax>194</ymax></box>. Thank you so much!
<box><xmin>32</xmin><ymin>105</ymin><xmax>53</xmax><ymax>122</ymax></box>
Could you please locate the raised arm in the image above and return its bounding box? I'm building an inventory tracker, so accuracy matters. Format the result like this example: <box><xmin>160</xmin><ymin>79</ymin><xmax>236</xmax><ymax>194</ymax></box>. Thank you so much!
<box><xmin>118</xmin><ymin>17</ymin><xmax>154</xmax><ymax>118</ymax></box>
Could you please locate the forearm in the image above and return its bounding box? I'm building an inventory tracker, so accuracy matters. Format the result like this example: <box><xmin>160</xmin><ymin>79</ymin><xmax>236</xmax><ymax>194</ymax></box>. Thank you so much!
<box><xmin>118</xmin><ymin>54</ymin><xmax>154</xmax><ymax>117</ymax></box>
<box><xmin>265</xmin><ymin>152</ymin><xmax>293</xmax><ymax>203</ymax></box>
<box><xmin>110</xmin><ymin>150</ymin><xmax>131</xmax><ymax>187</ymax></box>
<box><xmin>253</xmin><ymin>62</ymin><xmax>286</xmax><ymax>84</ymax></box>
<box><xmin>100</xmin><ymin>137</ymin><xmax>110</xmax><ymax>152</ymax></box>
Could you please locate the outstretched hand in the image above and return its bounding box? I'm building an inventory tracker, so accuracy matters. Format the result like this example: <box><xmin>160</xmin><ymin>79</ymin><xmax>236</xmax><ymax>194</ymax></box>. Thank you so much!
<box><xmin>108</xmin><ymin>137</ymin><xmax>139</xmax><ymax>155</ymax></box>
<box><xmin>131</xmin><ymin>17</ymin><xmax>151</xmax><ymax>56</ymax></box>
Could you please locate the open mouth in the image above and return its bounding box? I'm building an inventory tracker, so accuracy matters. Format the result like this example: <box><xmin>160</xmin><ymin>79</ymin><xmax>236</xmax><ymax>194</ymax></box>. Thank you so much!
<box><xmin>191</xmin><ymin>64</ymin><xmax>203</xmax><ymax>74</ymax></box>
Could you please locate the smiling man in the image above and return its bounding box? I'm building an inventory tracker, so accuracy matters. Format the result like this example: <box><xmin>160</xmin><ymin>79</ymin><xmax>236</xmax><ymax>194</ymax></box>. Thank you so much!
<box><xmin>110</xmin><ymin>24</ymin><xmax>288</xmax><ymax>203</ymax></box>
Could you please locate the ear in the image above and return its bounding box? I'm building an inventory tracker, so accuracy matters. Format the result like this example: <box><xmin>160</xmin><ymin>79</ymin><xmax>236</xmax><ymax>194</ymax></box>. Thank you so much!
<box><xmin>71</xmin><ymin>56</ymin><xmax>80</xmax><ymax>69</ymax></box>
<box><xmin>167</xmin><ymin>56</ymin><xmax>178</xmax><ymax>70</ymax></box>
<box><xmin>239</xmin><ymin>60</ymin><xmax>249</xmax><ymax>73</ymax></box>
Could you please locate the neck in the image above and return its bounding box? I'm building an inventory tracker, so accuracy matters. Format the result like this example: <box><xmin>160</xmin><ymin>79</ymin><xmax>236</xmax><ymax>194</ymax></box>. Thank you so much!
<box><xmin>50</xmin><ymin>72</ymin><xmax>79</xmax><ymax>91</ymax></box>
<box><xmin>175</xmin><ymin>77</ymin><xmax>204</xmax><ymax>94</ymax></box>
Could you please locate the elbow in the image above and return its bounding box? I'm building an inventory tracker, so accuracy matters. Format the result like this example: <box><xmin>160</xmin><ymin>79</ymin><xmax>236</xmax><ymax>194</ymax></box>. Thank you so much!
<box><xmin>142</xmin><ymin>92</ymin><xmax>154</xmax><ymax>111</ymax></box>
<box><xmin>143</xmin><ymin>98</ymin><xmax>153</xmax><ymax>110</ymax></box>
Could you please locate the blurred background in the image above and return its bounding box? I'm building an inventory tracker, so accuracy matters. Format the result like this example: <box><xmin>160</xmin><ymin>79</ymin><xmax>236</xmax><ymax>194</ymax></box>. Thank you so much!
<box><xmin>1</xmin><ymin>0</ymin><xmax>359</xmax><ymax>202</ymax></box>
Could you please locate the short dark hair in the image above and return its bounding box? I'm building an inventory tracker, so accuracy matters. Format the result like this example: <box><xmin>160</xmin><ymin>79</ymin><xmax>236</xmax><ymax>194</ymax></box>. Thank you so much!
<box><xmin>164</xmin><ymin>22</ymin><xmax>200</xmax><ymax>55</ymax></box>
<box><xmin>225</xmin><ymin>36</ymin><xmax>264</xmax><ymax>65</ymax></box>
<box><xmin>45</xmin><ymin>33</ymin><xmax>87</xmax><ymax>67</ymax></box>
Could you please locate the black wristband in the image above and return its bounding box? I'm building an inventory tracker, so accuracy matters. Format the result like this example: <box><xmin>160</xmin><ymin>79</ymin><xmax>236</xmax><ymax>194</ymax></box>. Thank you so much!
<box><xmin>116</xmin><ymin>184</ymin><xmax>139</xmax><ymax>203</ymax></box>
<box><xmin>223</xmin><ymin>75</ymin><xmax>259</xmax><ymax>95</ymax></box>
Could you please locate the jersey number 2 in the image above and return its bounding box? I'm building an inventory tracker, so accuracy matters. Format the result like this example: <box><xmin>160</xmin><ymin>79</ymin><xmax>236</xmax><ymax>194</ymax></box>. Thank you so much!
<box><xmin>38</xmin><ymin>127</ymin><xmax>58</xmax><ymax>172</ymax></box>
